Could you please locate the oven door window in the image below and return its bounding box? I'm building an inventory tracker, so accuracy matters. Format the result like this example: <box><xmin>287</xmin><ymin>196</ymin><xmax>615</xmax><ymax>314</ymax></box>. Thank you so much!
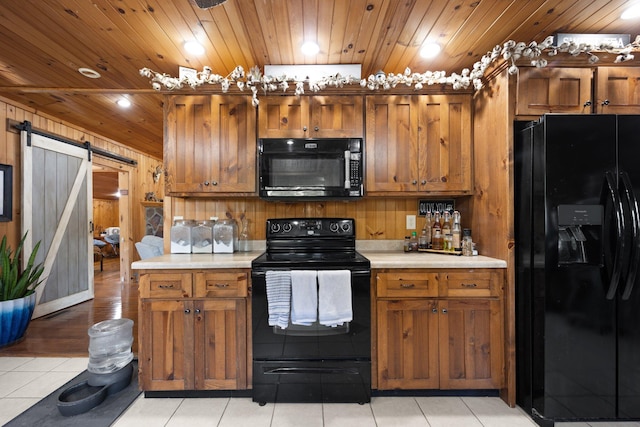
<box><xmin>262</xmin><ymin>155</ymin><xmax>345</xmax><ymax>189</ymax></box>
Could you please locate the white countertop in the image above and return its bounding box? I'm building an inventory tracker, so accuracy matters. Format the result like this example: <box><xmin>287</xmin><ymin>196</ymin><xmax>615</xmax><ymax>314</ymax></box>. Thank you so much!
<box><xmin>131</xmin><ymin>250</ymin><xmax>506</xmax><ymax>270</ymax></box>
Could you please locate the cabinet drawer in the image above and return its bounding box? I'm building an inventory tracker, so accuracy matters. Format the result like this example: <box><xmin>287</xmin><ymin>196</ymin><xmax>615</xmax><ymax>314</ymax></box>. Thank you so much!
<box><xmin>376</xmin><ymin>272</ymin><xmax>438</xmax><ymax>298</ymax></box>
<box><xmin>439</xmin><ymin>271</ymin><xmax>501</xmax><ymax>297</ymax></box>
<box><xmin>195</xmin><ymin>271</ymin><xmax>249</xmax><ymax>298</ymax></box>
<box><xmin>139</xmin><ymin>273</ymin><xmax>192</xmax><ymax>298</ymax></box>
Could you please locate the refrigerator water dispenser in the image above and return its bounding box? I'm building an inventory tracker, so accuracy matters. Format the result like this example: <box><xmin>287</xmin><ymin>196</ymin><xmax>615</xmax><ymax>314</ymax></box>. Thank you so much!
<box><xmin>557</xmin><ymin>204</ymin><xmax>603</xmax><ymax>265</ymax></box>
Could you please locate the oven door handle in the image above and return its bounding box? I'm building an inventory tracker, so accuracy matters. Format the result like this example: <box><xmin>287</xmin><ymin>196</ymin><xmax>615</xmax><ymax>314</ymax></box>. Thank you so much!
<box><xmin>252</xmin><ymin>269</ymin><xmax>371</xmax><ymax>279</ymax></box>
<box><xmin>263</xmin><ymin>367</ymin><xmax>360</xmax><ymax>375</ymax></box>
<box><xmin>344</xmin><ymin>150</ymin><xmax>351</xmax><ymax>189</ymax></box>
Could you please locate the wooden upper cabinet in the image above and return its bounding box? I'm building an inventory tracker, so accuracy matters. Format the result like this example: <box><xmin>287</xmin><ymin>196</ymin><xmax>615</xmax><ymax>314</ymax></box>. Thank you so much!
<box><xmin>366</xmin><ymin>94</ymin><xmax>472</xmax><ymax>194</ymax></box>
<box><xmin>595</xmin><ymin>67</ymin><xmax>640</xmax><ymax>113</ymax></box>
<box><xmin>164</xmin><ymin>95</ymin><xmax>256</xmax><ymax>195</ymax></box>
<box><xmin>418</xmin><ymin>95</ymin><xmax>472</xmax><ymax>193</ymax></box>
<box><xmin>258</xmin><ymin>95</ymin><xmax>364</xmax><ymax>138</ymax></box>
<box><xmin>366</xmin><ymin>95</ymin><xmax>419</xmax><ymax>193</ymax></box>
<box><xmin>516</xmin><ymin>67</ymin><xmax>593</xmax><ymax>116</ymax></box>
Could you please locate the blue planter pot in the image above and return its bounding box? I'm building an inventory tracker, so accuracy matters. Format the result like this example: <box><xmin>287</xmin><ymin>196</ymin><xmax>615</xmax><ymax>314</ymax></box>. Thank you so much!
<box><xmin>0</xmin><ymin>293</ymin><xmax>37</xmax><ymax>347</ymax></box>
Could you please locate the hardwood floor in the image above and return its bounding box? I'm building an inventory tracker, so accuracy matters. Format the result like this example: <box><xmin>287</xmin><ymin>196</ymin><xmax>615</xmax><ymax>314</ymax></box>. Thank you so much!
<box><xmin>0</xmin><ymin>257</ymin><xmax>138</xmax><ymax>357</ymax></box>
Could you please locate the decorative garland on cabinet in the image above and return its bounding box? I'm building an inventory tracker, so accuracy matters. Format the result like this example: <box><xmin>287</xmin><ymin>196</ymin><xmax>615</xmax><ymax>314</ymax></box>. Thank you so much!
<box><xmin>140</xmin><ymin>36</ymin><xmax>640</xmax><ymax>107</ymax></box>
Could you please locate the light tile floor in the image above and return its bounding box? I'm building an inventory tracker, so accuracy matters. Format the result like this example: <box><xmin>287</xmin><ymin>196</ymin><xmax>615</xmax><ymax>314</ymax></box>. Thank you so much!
<box><xmin>1</xmin><ymin>357</ymin><xmax>639</xmax><ymax>427</ymax></box>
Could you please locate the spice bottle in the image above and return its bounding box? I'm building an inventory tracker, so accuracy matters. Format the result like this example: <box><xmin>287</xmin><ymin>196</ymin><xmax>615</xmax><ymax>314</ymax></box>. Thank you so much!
<box><xmin>409</xmin><ymin>231</ymin><xmax>419</xmax><ymax>252</ymax></box>
<box><xmin>404</xmin><ymin>236</ymin><xmax>411</xmax><ymax>252</ymax></box>
<box><xmin>462</xmin><ymin>228</ymin><xmax>473</xmax><ymax>256</ymax></box>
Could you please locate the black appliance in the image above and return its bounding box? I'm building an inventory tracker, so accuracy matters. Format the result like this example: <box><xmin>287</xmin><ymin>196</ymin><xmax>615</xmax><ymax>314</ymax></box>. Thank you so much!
<box><xmin>515</xmin><ymin>114</ymin><xmax>640</xmax><ymax>426</ymax></box>
<box><xmin>257</xmin><ymin>138</ymin><xmax>364</xmax><ymax>200</ymax></box>
<box><xmin>251</xmin><ymin>218</ymin><xmax>371</xmax><ymax>404</ymax></box>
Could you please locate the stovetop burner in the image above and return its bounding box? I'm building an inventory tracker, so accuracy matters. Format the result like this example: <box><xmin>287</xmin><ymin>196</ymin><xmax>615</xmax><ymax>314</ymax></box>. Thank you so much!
<box><xmin>251</xmin><ymin>218</ymin><xmax>370</xmax><ymax>270</ymax></box>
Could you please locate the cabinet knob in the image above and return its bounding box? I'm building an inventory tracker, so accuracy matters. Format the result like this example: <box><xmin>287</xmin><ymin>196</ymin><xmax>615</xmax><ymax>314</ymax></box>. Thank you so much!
<box><xmin>421</xmin><ymin>180</ymin><xmax>426</xmax><ymax>185</ymax></box>
<box><xmin>303</xmin><ymin>126</ymin><xmax>307</xmax><ymax>131</ymax></box>
<box><xmin>211</xmin><ymin>181</ymin><xmax>218</xmax><ymax>186</ymax></box>
<box><xmin>442</xmin><ymin>308</ymin><xmax>448</xmax><ymax>314</ymax></box>
<box><xmin>195</xmin><ymin>309</ymin><xmax>201</xmax><ymax>314</ymax></box>
<box><xmin>412</xmin><ymin>180</ymin><xmax>417</xmax><ymax>185</ymax></box>
<box><xmin>314</xmin><ymin>126</ymin><xmax>319</xmax><ymax>131</ymax></box>
<box><xmin>432</xmin><ymin>308</ymin><xmax>438</xmax><ymax>314</ymax></box>
<box><xmin>204</xmin><ymin>181</ymin><xmax>210</xmax><ymax>186</ymax></box>
<box><xmin>184</xmin><ymin>309</ymin><xmax>191</xmax><ymax>314</ymax></box>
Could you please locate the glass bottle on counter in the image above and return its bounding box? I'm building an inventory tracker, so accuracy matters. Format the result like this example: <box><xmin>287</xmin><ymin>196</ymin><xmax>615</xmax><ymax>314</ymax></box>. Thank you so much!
<box><xmin>432</xmin><ymin>228</ymin><xmax>443</xmax><ymax>250</ymax></box>
<box><xmin>404</xmin><ymin>236</ymin><xmax>411</xmax><ymax>252</ymax></box>
<box><xmin>432</xmin><ymin>211</ymin><xmax>441</xmax><ymax>240</ymax></box>
<box><xmin>418</xmin><ymin>229</ymin><xmax>428</xmax><ymax>250</ymax></box>
<box><xmin>442</xmin><ymin>211</ymin><xmax>452</xmax><ymax>235</ymax></box>
<box><xmin>424</xmin><ymin>212</ymin><xmax>432</xmax><ymax>248</ymax></box>
<box><xmin>452</xmin><ymin>210</ymin><xmax>462</xmax><ymax>252</ymax></box>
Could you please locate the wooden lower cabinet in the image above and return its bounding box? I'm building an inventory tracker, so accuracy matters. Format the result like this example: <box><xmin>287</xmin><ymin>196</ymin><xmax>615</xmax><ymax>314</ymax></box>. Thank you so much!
<box><xmin>375</xmin><ymin>269</ymin><xmax>504</xmax><ymax>390</ymax></box>
<box><xmin>138</xmin><ymin>270</ymin><xmax>249</xmax><ymax>391</ymax></box>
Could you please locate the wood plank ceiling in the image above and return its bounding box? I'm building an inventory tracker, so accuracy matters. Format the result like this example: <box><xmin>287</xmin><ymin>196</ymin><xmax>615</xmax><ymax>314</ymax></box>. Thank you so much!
<box><xmin>0</xmin><ymin>0</ymin><xmax>638</xmax><ymax>159</ymax></box>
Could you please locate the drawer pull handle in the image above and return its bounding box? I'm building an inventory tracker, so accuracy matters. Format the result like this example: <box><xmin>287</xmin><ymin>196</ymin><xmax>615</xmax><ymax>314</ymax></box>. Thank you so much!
<box><xmin>461</xmin><ymin>283</ymin><xmax>477</xmax><ymax>288</ymax></box>
<box><xmin>158</xmin><ymin>284</ymin><xmax>175</xmax><ymax>289</ymax></box>
<box><xmin>214</xmin><ymin>283</ymin><xmax>230</xmax><ymax>288</ymax></box>
<box><xmin>400</xmin><ymin>283</ymin><xmax>415</xmax><ymax>288</ymax></box>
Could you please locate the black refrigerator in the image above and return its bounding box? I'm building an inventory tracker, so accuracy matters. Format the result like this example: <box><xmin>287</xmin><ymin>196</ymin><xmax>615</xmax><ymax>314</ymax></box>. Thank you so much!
<box><xmin>515</xmin><ymin>114</ymin><xmax>640</xmax><ymax>426</ymax></box>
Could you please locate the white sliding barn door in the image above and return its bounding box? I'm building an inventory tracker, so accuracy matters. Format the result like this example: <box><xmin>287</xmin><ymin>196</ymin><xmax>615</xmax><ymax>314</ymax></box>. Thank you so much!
<box><xmin>21</xmin><ymin>131</ymin><xmax>94</xmax><ymax>318</ymax></box>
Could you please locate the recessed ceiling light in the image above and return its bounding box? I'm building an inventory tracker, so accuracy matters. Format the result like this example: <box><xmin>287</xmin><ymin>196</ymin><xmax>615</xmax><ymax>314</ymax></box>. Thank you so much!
<box><xmin>116</xmin><ymin>98</ymin><xmax>131</xmax><ymax>108</ymax></box>
<box><xmin>184</xmin><ymin>41</ymin><xmax>205</xmax><ymax>55</ymax></box>
<box><xmin>621</xmin><ymin>4</ymin><xmax>640</xmax><ymax>19</ymax></box>
<box><xmin>301</xmin><ymin>41</ymin><xmax>320</xmax><ymax>56</ymax></box>
<box><xmin>420</xmin><ymin>43</ymin><xmax>441</xmax><ymax>59</ymax></box>
<box><xmin>78</xmin><ymin>67</ymin><xmax>101</xmax><ymax>79</ymax></box>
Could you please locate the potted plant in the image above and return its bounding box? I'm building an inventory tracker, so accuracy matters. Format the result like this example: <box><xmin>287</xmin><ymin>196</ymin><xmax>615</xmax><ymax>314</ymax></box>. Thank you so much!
<box><xmin>0</xmin><ymin>231</ymin><xmax>45</xmax><ymax>347</ymax></box>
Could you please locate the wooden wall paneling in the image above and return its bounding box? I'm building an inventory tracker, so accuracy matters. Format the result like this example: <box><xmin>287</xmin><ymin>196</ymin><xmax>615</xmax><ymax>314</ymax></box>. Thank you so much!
<box><xmin>93</xmin><ymin>199</ymin><xmax>118</xmax><ymax>235</ymax></box>
<box><xmin>472</xmin><ymin>67</ymin><xmax>514</xmax><ymax>406</ymax></box>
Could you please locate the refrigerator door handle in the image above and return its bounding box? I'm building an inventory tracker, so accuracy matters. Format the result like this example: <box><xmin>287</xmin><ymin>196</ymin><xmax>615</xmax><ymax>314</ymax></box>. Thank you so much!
<box><xmin>619</xmin><ymin>171</ymin><xmax>639</xmax><ymax>300</ymax></box>
<box><xmin>602</xmin><ymin>171</ymin><xmax>625</xmax><ymax>300</ymax></box>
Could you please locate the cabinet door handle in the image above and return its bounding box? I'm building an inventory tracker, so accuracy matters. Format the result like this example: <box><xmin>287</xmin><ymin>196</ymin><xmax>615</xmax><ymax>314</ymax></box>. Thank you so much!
<box><xmin>204</xmin><ymin>181</ymin><xmax>210</xmax><ymax>186</ymax></box>
<box><xmin>400</xmin><ymin>283</ymin><xmax>415</xmax><ymax>288</ymax></box>
<box><xmin>158</xmin><ymin>284</ymin><xmax>175</xmax><ymax>289</ymax></box>
<box><xmin>432</xmin><ymin>308</ymin><xmax>438</xmax><ymax>314</ymax></box>
<box><xmin>303</xmin><ymin>126</ymin><xmax>308</xmax><ymax>131</ymax></box>
<box><xmin>212</xmin><ymin>181</ymin><xmax>218</xmax><ymax>186</ymax></box>
<box><xmin>442</xmin><ymin>308</ymin><xmax>448</xmax><ymax>314</ymax></box>
<box><xmin>195</xmin><ymin>309</ymin><xmax>201</xmax><ymax>314</ymax></box>
<box><xmin>461</xmin><ymin>283</ymin><xmax>477</xmax><ymax>288</ymax></box>
<box><xmin>421</xmin><ymin>180</ymin><xmax>426</xmax><ymax>185</ymax></box>
<box><xmin>412</xmin><ymin>180</ymin><xmax>417</xmax><ymax>185</ymax></box>
<box><xmin>184</xmin><ymin>309</ymin><xmax>191</xmax><ymax>314</ymax></box>
<box><xmin>215</xmin><ymin>283</ymin><xmax>230</xmax><ymax>288</ymax></box>
<box><xmin>314</xmin><ymin>126</ymin><xmax>319</xmax><ymax>131</ymax></box>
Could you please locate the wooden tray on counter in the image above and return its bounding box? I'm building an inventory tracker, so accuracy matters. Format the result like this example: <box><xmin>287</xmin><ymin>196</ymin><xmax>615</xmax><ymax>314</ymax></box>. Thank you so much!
<box><xmin>417</xmin><ymin>249</ymin><xmax>462</xmax><ymax>256</ymax></box>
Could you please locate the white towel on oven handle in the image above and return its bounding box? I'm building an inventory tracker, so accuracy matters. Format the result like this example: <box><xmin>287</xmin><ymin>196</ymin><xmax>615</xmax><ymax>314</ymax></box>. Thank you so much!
<box><xmin>290</xmin><ymin>270</ymin><xmax>318</xmax><ymax>325</ymax></box>
<box><xmin>266</xmin><ymin>270</ymin><xmax>291</xmax><ymax>329</ymax></box>
<box><xmin>318</xmin><ymin>270</ymin><xmax>352</xmax><ymax>327</ymax></box>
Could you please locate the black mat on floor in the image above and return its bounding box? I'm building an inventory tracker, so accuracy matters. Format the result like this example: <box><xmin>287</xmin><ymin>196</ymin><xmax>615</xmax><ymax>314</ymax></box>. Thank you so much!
<box><xmin>5</xmin><ymin>360</ymin><xmax>140</xmax><ymax>427</ymax></box>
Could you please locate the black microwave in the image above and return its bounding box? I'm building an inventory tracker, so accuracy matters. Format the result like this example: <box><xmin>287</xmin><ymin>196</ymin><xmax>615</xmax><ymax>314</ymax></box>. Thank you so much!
<box><xmin>258</xmin><ymin>137</ymin><xmax>364</xmax><ymax>200</ymax></box>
